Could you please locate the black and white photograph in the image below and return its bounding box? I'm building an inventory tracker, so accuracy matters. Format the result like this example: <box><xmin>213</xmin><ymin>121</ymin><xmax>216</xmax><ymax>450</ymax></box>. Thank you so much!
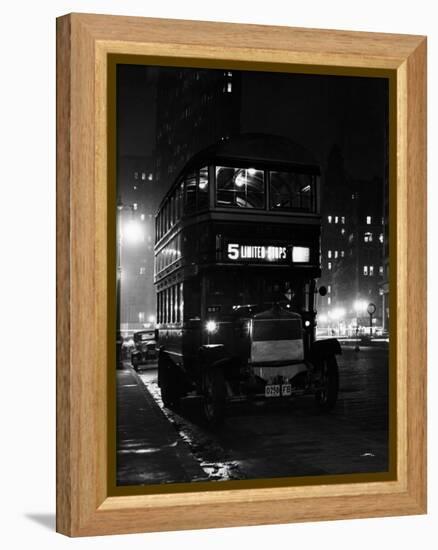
<box><xmin>115</xmin><ymin>63</ymin><xmax>390</xmax><ymax>488</ymax></box>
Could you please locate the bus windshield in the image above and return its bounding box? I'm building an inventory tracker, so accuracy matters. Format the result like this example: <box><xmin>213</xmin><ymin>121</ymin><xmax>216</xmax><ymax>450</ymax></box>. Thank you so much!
<box><xmin>206</xmin><ymin>271</ymin><xmax>309</xmax><ymax>316</ymax></box>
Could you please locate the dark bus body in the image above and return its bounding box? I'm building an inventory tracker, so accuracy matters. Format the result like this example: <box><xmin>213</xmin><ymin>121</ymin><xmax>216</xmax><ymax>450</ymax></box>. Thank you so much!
<box><xmin>154</xmin><ymin>134</ymin><xmax>341</xmax><ymax>426</ymax></box>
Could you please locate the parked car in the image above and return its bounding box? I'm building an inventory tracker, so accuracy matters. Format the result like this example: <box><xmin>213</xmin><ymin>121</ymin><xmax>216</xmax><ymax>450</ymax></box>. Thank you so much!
<box><xmin>131</xmin><ymin>330</ymin><xmax>157</xmax><ymax>371</ymax></box>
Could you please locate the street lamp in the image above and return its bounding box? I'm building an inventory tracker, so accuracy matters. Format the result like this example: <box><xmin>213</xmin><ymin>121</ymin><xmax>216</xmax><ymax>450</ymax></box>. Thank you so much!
<box><xmin>116</xmin><ymin>201</ymin><xmax>144</xmax><ymax>367</ymax></box>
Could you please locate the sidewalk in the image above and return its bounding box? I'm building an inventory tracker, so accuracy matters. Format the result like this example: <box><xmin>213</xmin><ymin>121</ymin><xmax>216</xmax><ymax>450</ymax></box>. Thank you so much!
<box><xmin>116</xmin><ymin>365</ymin><xmax>208</xmax><ymax>486</ymax></box>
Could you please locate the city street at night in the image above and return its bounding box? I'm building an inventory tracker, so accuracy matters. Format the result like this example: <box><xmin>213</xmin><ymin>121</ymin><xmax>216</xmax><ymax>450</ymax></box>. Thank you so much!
<box><xmin>117</xmin><ymin>344</ymin><xmax>389</xmax><ymax>486</ymax></box>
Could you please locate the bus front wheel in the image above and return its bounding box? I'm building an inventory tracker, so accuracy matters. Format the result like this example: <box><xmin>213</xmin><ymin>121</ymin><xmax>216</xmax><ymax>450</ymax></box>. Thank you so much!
<box><xmin>315</xmin><ymin>356</ymin><xmax>339</xmax><ymax>412</ymax></box>
<box><xmin>202</xmin><ymin>366</ymin><xmax>226</xmax><ymax>428</ymax></box>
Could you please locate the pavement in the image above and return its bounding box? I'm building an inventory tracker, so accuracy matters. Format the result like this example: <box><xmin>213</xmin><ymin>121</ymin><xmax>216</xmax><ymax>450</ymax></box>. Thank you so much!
<box><xmin>116</xmin><ymin>364</ymin><xmax>208</xmax><ymax>486</ymax></box>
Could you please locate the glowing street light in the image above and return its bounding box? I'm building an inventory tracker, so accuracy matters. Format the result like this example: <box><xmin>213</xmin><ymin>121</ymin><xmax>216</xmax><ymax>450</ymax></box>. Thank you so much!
<box><xmin>123</xmin><ymin>219</ymin><xmax>143</xmax><ymax>244</ymax></box>
<box><xmin>330</xmin><ymin>307</ymin><xmax>346</xmax><ymax>320</ymax></box>
<box><xmin>354</xmin><ymin>299</ymin><xmax>367</xmax><ymax>314</ymax></box>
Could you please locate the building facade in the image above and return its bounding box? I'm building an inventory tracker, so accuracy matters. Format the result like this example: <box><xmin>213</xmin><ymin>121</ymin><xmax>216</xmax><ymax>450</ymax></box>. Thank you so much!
<box><xmin>318</xmin><ymin>146</ymin><xmax>387</xmax><ymax>336</ymax></box>
<box><xmin>154</xmin><ymin>67</ymin><xmax>242</xmax><ymax>191</ymax></box>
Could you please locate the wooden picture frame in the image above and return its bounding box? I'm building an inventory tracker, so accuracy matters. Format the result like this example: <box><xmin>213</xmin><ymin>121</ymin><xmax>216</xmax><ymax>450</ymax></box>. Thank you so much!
<box><xmin>56</xmin><ymin>13</ymin><xmax>427</xmax><ymax>536</ymax></box>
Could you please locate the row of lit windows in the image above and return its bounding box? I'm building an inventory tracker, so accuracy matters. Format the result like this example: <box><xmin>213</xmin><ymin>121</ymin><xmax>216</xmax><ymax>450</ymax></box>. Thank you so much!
<box><xmin>328</xmin><ymin>215</ymin><xmax>376</xmax><ymax>225</ymax></box>
<box><xmin>134</xmin><ymin>171</ymin><xmax>153</xmax><ymax>182</ymax></box>
<box><xmin>327</xmin><ymin>215</ymin><xmax>345</xmax><ymax>224</ymax></box>
<box><xmin>155</xmin><ymin>234</ymin><xmax>182</xmax><ymax>275</ymax></box>
<box><xmin>157</xmin><ymin>283</ymin><xmax>184</xmax><ymax>324</ymax></box>
<box><xmin>364</xmin><ymin>232</ymin><xmax>384</xmax><ymax>243</ymax></box>
<box><xmin>363</xmin><ymin>265</ymin><xmax>384</xmax><ymax>276</ymax></box>
<box><xmin>327</xmin><ymin>250</ymin><xmax>345</xmax><ymax>259</ymax></box>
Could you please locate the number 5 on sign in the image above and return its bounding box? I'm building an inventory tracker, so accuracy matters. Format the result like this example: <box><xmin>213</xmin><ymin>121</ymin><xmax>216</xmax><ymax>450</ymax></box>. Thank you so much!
<box><xmin>228</xmin><ymin>243</ymin><xmax>239</xmax><ymax>260</ymax></box>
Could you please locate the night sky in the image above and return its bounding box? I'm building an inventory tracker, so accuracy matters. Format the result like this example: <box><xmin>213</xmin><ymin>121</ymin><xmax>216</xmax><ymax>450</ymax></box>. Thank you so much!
<box><xmin>117</xmin><ymin>64</ymin><xmax>388</xmax><ymax>203</ymax></box>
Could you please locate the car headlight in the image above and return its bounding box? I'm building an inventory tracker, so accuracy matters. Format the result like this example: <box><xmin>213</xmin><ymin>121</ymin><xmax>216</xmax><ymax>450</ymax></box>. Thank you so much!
<box><xmin>206</xmin><ymin>320</ymin><xmax>218</xmax><ymax>333</ymax></box>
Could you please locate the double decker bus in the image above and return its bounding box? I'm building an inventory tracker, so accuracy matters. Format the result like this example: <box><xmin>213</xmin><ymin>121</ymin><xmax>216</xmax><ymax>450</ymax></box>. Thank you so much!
<box><xmin>154</xmin><ymin>134</ymin><xmax>341</xmax><ymax>426</ymax></box>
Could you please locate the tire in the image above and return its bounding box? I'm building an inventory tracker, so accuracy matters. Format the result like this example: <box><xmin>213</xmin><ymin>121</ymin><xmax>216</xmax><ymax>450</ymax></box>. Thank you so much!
<box><xmin>158</xmin><ymin>353</ymin><xmax>181</xmax><ymax>410</ymax></box>
<box><xmin>315</xmin><ymin>356</ymin><xmax>339</xmax><ymax>412</ymax></box>
<box><xmin>202</xmin><ymin>366</ymin><xmax>226</xmax><ymax>428</ymax></box>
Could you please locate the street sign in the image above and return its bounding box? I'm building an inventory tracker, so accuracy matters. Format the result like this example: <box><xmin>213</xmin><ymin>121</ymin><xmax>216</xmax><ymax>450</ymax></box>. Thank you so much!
<box><xmin>367</xmin><ymin>302</ymin><xmax>376</xmax><ymax>315</ymax></box>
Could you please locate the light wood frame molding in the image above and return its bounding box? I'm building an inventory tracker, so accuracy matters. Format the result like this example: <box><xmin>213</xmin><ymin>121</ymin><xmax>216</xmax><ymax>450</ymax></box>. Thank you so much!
<box><xmin>56</xmin><ymin>13</ymin><xmax>427</xmax><ymax>537</ymax></box>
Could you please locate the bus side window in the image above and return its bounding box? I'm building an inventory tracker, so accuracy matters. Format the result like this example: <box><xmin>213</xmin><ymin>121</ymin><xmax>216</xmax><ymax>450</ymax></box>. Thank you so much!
<box><xmin>179</xmin><ymin>282</ymin><xmax>184</xmax><ymax>323</ymax></box>
<box><xmin>169</xmin><ymin>285</ymin><xmax>174</xmax><ymax>323</ymax></box>
<box><xmin>170</xmin><ymin>194</ymin><xmax>175</xmax><ymax>227</ymax></box>
<box><xmin>175</xmin><ymin>284</ymin><xmax>180</xmax><ymax>323</ymax></box>
<box><xmin>163</xmin><ymin>288</ymin><xmax>168</xmax><ymax>324</ymax></box>
<box><xmin>179</xmin><ymin>182</ymin><xmax>184</xmax><ymax>219</ymax></box>
<box><xmin>157</xmin><ymin>292</ymin><xmax>161</xmax><ymax>323</ymax></box>
<box><xmin>198</xmin><ymin>166</ymin><xmax>209</xmax><ymax>209</ymax></box>
<box><xmin>185</xmin><ymin>173</ymin><xmax>197</xmax><ymax>212</ymax></box>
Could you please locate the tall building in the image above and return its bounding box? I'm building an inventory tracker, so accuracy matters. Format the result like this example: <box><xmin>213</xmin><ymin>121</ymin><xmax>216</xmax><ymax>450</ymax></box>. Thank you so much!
<box><xmin>154</xmin><ymin>67</ymin><xmax>242</xmax><ymax>191</ymax></box>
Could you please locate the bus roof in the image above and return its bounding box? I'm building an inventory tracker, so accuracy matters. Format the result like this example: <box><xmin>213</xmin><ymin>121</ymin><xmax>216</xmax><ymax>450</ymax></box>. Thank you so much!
<box><xmin>188</xmin><ymin>133</ymin><xmax>319</xmax><ymax>168</ymax></box>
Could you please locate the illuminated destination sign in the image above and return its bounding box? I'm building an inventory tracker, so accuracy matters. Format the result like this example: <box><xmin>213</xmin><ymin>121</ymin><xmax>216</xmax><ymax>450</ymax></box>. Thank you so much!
<box><xmin>226</xmin><ymin>243</ymin><xmax>310</xmax><ymax>263</ymax></box>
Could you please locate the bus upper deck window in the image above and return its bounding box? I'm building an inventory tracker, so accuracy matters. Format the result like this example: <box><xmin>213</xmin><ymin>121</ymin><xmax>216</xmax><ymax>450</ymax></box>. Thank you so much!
<box><xmin>270</xmin><ymin>171</ymin><xmax>314</xmax><ymax>212</ymax></box>
<box><xmin>185</xmin><ymin>173</ymin><xmax>197</xmax><ymax>212</ymax></box>
<box><xmin>216</xmin><ymin>166</ymin><xmax>265</xmax><ymax>209</ymax></box>
<box><xmin>198</xmin><ymin>166</ymin><xmax>209</xmax><ymax>209</ymax></box>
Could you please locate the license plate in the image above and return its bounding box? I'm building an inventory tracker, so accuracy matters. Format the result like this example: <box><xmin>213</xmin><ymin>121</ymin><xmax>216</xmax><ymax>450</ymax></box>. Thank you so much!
<box><xmin>265</xmin><ymin>384</ymin><xmax>292</xmax><ymax>397</ymax></box>
<box><xmin>265</xmin><ymin>384</ymin><xmax>280</xmax><ymax>397</ymax></box>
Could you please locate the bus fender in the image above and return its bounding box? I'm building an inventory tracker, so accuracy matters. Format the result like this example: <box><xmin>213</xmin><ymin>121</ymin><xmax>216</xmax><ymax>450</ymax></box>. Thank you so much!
<box><xmin>310</xmin><ymin>338</ymin><xmax>342</xmax><ymax>361</ymax></box>
<box><xmin>199</xmin><ymin>344</ymin><xmax>232</xmax><ymax>369</ymax></box>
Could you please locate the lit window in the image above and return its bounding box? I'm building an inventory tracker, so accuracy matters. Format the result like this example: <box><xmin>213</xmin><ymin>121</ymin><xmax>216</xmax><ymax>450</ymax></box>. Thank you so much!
<box><xmin>369</xmin><ymin>266</ymin><xmax>374</xmax><ymax>276</ymax></box>
<box><xmin>217</xmin><ymin>166</ymin><xmax>265</xmax><ymax>209</ymax></box>
<box><xmin>363</xmin><ymin>266</ymin><xmax>368</xmax><ymax>276</ymax></box>
<box><xmin>227</xmin><ymin>71</ymin><xmax>233</xmax><ymax>77</ymax></box>
<box><xmin>364</xmin><ymin>232</ymin><xmax>373</xmax><ymax>242</ymax></box>
<box><xmin>366</xmin><ymin>216</ymin><xmax>372</xmax><ymax>224</ymax></box>
<box><xmin>141</xmin><ymin>172</ymin><xmax>146</xmax><ymax>180</ymax></box>
<box><xmin>328</xmin><ymin>216</ymin><xmax>332</xmax><ymax>223</ymax></box>
<box><xmin>328</xmin><ymin>285</ymin><xmax>331</xmax><ymax>294</ymax></box>
<box><xmin>327</xmin><ymin>297</ymin><xmax>331</xmax><ymax>305</ymax></box>
<box><xmin>379</xmin><ymin>266</ymin><xmax>384</xmax><ymax>275</ymax></box>
<box><xmin>148</xmin><ymin>173</ymin><xmax>153</xmax><ymax>181</ymax></box>
<box><xmin>227</xmin><ymin>82</ymin><xmax>232</xmax><ymax>93</ymax></box>
<box><xmin>134</xmin><ymin>171</ymin><xmax>139</xmax><ymax>180</ymax></box>
<box><xmin>341</xmin><ymin>228</ymin><xmax>345</xmax><ymax>235</ymax></box>
<box><xmin>328</xmin><ymin>250</ymin><xmax>332</xmax><ymax>258</ymax></box>
<box><xmin>341</xmin><ymin>216</ymin><xmax>345</xmax><ymax>224</ymax></box>
<box><xmin>139</xmin><ymin>267</ymin><xmax>146</xmax><ymax>275</ymax></box>
<box><xmin>328</xmin><ymin>262</ymin><xmax>332</xmax><ymax>270</ymax></box>
<box><xmin>335</xmin><ymin>216</ymin><xmax>339</xmax><ymax>224</ymax></box>
<box><xmin>334</xmin><ymin>250</ymin><xmax>338</xmax><ymax>259</ymax></box>
<box><xmin>341</xmin><ymin>250</ymin><xmax>345</xmax><ymax>258</ymax></box>
<box><xmin>140</xmin><ymin>214</ymin><xmax>145</xmax><ymax>221</ymax></box>
<box><xmin>133</xmin><ymin>203</ymin><xmax>138</xmax><ymax>211</ymax></box>
<box><xmin>379</xmin><ymin>233</ymin><xmax>384</xmax><ymax>243</ymax></box>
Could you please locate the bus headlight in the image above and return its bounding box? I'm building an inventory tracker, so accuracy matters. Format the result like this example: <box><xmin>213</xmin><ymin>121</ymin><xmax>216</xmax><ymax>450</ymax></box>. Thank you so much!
<box><xmin>206</xmin><ymin>320</ymin><xmax>218</xmax><ymax>333</ymax></box>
